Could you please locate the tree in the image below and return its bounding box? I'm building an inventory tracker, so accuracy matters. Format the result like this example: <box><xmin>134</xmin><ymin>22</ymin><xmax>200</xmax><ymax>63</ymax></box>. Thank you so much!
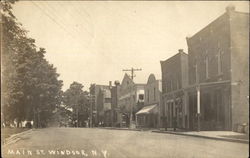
<box><xmin>62</xmin><ymin>82</ymin><xmax>89</xmax><ymax>127</ymax></box>
<box><xmin>1</xmin><ymin>1</ymin><xmax>63</xmax><ymax>128</ymax></box>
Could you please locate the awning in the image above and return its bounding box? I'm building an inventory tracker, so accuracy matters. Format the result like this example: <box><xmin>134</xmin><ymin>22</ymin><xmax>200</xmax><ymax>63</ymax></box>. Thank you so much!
<box><xmin>136</xmin><ymin>104</ymin><xmax>158</xmax><ymax>115</ymax></box>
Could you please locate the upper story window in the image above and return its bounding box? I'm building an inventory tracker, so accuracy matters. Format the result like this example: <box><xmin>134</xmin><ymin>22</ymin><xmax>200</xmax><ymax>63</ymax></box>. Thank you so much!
<box><xmin>176</xmin><ymin>75</ymin><xmax>180</xmax><ymax>89</ymax></box>
<box><xmin>170</xmin><ymin>80</ymin><xmax>172</xmax><ymax>92</ymax></box>
<box><xmin>147</xmin><ymin>89</ymin><xmax>150</xmax><ymax>102</ymax></box>
<box><xmin>194</xmin><ymin>59</ymin><xmax>198</xmax><ymax>83</ymax></box>
<box><xmin>153</xmin><ymin>87</ymin><xmax>156</xmax><ymax>101</ymax></box>
<box><xmin>217</xmin><ymin>50</ymin><xmax>223</xmax><ymax>75</ymax></box>
<box><xmin>205</xmin><ymin>55</ymin><xmax>209</xmax><ymax>79</ymax></box>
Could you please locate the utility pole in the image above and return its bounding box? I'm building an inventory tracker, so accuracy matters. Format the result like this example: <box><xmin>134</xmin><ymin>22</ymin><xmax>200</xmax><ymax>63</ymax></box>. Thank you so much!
<box><xmin>122</xmin><ymin>67</ymin><xmax>142</xmax><ymax>128</ymax></box>
<box><xmin>122</xmin><ymin>68</ymin><xmax>142</xmax><ymax>81</ymax></box>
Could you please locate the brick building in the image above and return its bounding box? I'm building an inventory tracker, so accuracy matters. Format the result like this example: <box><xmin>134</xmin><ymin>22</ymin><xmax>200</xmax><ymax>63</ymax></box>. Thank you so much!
<box><xmin>186</xmin><ymin>6</ymin><xmax>249</xmax><ymax>131</ymax></box>
<box><xmin>136</xmin><ymin>74</ymin><xmax>162</xmax><ymax>128</ymax></box>
<box><xmin>160</xmin><ymin>49</ymin><xmax>188</xmax><ymax>129</ymax></box>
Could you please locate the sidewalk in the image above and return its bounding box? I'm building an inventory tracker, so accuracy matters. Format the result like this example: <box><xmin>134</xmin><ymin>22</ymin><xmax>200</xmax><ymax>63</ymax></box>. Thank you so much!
<box><xmin>152</xmin><ymin>129</ymin><xmax>249</xmax><ymax>144</ymax></box>
<box><xmin>96</xmin><ymin>127</ymin><xmax>142</xmax><ymax>131</ymax></box>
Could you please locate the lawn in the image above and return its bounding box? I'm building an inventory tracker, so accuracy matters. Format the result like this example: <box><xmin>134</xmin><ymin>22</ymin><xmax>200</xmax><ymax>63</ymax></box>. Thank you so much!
<box><xmin>1</xmin><ymin>127</ymin><xmax>29</xmax><ymax>143</ymax></box>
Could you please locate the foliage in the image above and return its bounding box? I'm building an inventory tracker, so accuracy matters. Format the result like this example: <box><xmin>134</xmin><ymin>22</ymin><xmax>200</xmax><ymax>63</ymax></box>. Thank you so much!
<box><xmin>62</xmin><ymin>82</ymin><xmax>89</xmax><ymax>127</ymax></box>
<box><xmin>1</xmin><ymin>1</ymin><xmax>63</xmax><ymax>128</ymax></box>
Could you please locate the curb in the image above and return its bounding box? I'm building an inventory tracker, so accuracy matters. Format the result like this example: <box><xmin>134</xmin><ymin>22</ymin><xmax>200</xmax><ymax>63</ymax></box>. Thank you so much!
<box><xmin>96</xmin><ymin>127</ymin><xmax>142</xmax><ymax>131</ymax></box>
<box><xmin>4</xmin><ymin>129</ymin><xmax>33</xmax><ymax>146</ymax></box>
<box><xmin>152</xmin><ymin>130</ymin><xmax>249</xmax><ymax>144</ymax></box>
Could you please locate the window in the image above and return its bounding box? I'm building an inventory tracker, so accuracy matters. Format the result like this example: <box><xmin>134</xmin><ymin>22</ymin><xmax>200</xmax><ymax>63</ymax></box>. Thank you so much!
<box><xmin>147</xmin><ymin>90</ymin><xmax>149</xmax><ymax>102</ymax></box>
<box><xmin>205</xmin><ymin>55</ymin><xmax>209</xmax><ymax>79</ymax></box>
<box><xmin>153</xmin><ymin>87</ymin><xmax>156</xmax><ymax>101</ymax></box>
<box><xmin>170</xmin><ymin>80</ymin><xmax>172</xmax><ymax>92</ymax></box>
<box><xmin>176</xmin><ymin>78</ymin><xmax>179</xmax><ymax>89</ymax></box>
<box><xmin>105</xmin><ymin>98</ymin><xmax>111</xmax><ymax>103</ymax></box>
<box><xmin>217</xmin><ymin>51</ymin><xmax>222</xmax><ymax>75</ymax></box>
<box><xmin>194</xmin><ymin>59</ymin><xmax>198</xmax><ymax>83</ymax></box>
<box><xmin>139</xmin><ymin>94</ymin><xmax>144</xmax><ymax>100</ymax></box>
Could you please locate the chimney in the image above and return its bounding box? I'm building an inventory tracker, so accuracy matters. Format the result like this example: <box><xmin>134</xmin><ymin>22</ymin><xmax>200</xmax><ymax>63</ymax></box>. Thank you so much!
<box><xmin>114</xmin><ymin>80</ymin><xmax>120</xmax><ymax>86</ymax></box>
<box><xmin>226</xmin><ymin>5</ymin><xmax>235</xmax><ymax>13</ymax></box>
<box><xmin>178</xmin><ymin>49</ymin><xmax>184</xmax><ymax>53</ymax></box>
<box><xmin>109</xmin><ymin>81</ymin><xmax>112</xmax><ymax>87</ymax></box>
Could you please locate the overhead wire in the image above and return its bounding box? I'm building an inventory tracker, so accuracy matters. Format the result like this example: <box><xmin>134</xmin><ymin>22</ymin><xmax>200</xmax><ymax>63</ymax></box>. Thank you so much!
<box><xmin>31</xmin><ymin>1</ymin><xmax>81</xmax><ymax>44</ymax></box>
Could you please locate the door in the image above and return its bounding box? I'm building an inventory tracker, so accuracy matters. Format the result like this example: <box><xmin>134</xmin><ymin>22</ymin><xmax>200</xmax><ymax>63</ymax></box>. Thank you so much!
<box><xmin>189</xmin><ymin>94</ymin><xmax>197</xmax><ymax>130</ymax></box>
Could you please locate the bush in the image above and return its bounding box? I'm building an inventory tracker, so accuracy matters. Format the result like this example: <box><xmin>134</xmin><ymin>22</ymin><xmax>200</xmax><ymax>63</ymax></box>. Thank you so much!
<box><xmin>25</xmin><ymin>122</ymin><xmax>32</xmax><ymax>128</ymax></box>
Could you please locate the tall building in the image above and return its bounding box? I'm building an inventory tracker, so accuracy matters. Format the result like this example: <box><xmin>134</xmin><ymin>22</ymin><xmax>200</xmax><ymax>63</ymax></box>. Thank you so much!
<box><xmin>160</xmin><ymin>49</ymin><xmax>188</xmax><ymax>129</ymax></box>
<box><xmin>186</xmin><ymin>6</ymin><xmax>249</xmax><ymax>131</ymax></box>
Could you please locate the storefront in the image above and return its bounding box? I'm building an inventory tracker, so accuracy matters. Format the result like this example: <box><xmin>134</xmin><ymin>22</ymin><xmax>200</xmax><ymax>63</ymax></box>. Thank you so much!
<box><xmin>135</xmin><ymin>104</ymin><xmax>158</xmax><ymax>128</ymax></box>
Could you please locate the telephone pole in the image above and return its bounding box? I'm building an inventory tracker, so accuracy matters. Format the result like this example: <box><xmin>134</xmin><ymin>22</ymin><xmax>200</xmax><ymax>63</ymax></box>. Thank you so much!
<box><xmin>122</xmin><ymin>68</ymin><xmax>142</xmax><ymax>81</ymax></box>
<box><xmin>122</xmin><ymin>67</ymin><xmax>142</xmax><ymax>128</ymax></box>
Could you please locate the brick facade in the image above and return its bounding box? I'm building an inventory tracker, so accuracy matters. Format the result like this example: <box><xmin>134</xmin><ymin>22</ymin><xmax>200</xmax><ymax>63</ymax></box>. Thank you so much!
<box><xmin>186</xmin><ymin>6</ymin><xmax>249</xmax><ymax>131</ymax></box>
<box><xmin>160</xmin><ymin>50</ymin><xmax>188</xmax><ymax>129</ymax></box>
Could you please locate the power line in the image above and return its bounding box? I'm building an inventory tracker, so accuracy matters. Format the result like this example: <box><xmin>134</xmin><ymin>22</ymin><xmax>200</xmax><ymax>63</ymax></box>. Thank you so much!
<box><xmin>45</xmin><ymin>1</ymin><xmax>92</xmax><ymax>37</ymax></box>
<box><xmin>57</xmin><ymin>1</ymin><xmax>93</xmax><ymax>37</ymax></box>
<box><xmin>31</xmin><ymin>1</ymin><xmax>79</xmax><ymax>42</ymax></box>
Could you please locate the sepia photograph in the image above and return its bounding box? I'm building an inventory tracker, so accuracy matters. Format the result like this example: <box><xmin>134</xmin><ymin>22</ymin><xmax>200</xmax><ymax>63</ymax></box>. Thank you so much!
<box><xmin>1</xmin><ymin>1</ymin><xmax>249</xmax><ymax>158</ymax></box>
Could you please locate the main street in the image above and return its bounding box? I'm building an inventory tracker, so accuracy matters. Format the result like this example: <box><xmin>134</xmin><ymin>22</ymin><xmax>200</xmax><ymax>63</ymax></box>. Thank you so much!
<box><xmin>2</xmin><ymin>128</ymin><xmax>248</xmax><ymax>158</ymax></box>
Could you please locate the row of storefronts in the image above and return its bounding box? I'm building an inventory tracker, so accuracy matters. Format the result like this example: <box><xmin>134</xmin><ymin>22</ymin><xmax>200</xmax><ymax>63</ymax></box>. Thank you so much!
<box><xmin>161</xmin><ymin>6</ymin><xmax>249</xmax><ymax>132</ymax></box>
<box><xmin>89</xmin><ymin>6</ymin><xmax>248</xmax><ymax>132</ymax></box>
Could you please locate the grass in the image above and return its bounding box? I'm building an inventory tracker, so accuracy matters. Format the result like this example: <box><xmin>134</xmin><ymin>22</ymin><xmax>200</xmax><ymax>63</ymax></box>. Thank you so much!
<box><xmin>1</xmin><ymin>127</ymin><xmax>30</xmax><ymax>142</ymax></box>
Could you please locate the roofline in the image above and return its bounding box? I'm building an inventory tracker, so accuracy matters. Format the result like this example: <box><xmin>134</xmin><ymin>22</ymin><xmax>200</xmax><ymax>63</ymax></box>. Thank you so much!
<box><xmin>160</xmin><ymin>51</ymin><xmax>187</xmax><ymax>64</ymax></box>
<box><xmin>187</xmin><ymin>10</ymin><xmax>249</xmax><ymax>42</ymax></box>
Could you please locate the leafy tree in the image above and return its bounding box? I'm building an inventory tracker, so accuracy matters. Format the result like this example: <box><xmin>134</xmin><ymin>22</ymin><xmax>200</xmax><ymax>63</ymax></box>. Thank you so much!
<box><xmin>62</xmin><ymin>82</ymin><xmax>89</xmax><ymax>127</ymax></box>
<box><xmin>1</xmin><ymin>0</ymin><xmax>63</xmax><ymax>128</ymax></box>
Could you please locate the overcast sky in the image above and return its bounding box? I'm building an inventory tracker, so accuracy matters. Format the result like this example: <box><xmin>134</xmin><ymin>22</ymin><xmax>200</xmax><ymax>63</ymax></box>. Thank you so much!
<box><xmin>12</xmin><ymin>1</ymin><xmax>249</xmax><ymax>91</ymax></box>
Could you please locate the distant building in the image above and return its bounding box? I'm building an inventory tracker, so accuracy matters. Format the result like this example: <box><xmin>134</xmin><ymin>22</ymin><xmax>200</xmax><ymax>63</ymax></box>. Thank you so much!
<box><xmin>110</xmin><ymin>81</ymin><xmax>121</xmax><ymax>127</ymax></box>
<box><xmin>118</xmin><ymin>73</ymin><xmax>145</xmax><ymax>128</ymax></box>
<box><xmin>89</xmin><ymin>84</ymin><xmax>111</xmax><ymax>126</ymax></box>
<box><xmin>136</xmin><ymin>74</ymin><xmax>162</xmax><ymax>128</ymax></box>
<box><xmin>186</xmin><ymin>6</ymin><xmax>249</xmax><ymax>131</ymax></box>
<box><xmin>160</xmin><ymin>49</ymin><xmax>188</xmax><ymax>129</ymax></box>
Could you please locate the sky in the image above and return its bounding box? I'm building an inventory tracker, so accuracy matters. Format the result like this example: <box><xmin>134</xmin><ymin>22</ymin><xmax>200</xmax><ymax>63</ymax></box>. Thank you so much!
<box><xmin>12</xmin><ymin>1</ymin><xmax>249</xmax><ymax>91</ymax></box>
